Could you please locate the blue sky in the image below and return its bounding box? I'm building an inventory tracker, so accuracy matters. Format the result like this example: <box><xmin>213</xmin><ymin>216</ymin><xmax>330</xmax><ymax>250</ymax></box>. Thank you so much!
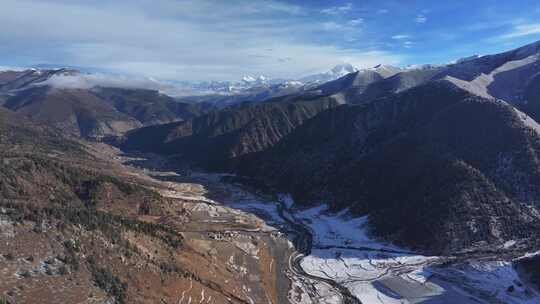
<box><xmin>2</xmin><ymin>0</ymin><xmax>540</xmax><ymax>81</ymax></box>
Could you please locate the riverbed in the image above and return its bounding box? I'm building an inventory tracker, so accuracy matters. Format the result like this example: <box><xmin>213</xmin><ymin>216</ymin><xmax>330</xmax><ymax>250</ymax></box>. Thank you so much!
<box><xmin>112</xmin><ymin>149</ymin><xmax>540</xmax><ymax>304</ymax></box>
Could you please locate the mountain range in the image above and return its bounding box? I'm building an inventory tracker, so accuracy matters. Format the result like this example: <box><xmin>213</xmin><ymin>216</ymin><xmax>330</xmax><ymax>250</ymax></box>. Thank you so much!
<box><xmin>0</xmin><ymin>63</ymin><xmax>386</xmax><ymax>138</ymax></box>
<box><xmin>118</xmin><ymin>39</ymin><xmax>540</xmax><ymax>255</ymax></box>
<box><xmin>0</xmin><ymin>69</ymin><xmax>212</xmax><ymax>138</ymax></box>
<box><xmin>173</xmin><ymin>62</ymin><xmax>361</xmax><ymax>95</ymax></box>
<box><xmin>5</xmin><ymin>38</ymin><xmax>540</xmax><ymax>303</ymax></box>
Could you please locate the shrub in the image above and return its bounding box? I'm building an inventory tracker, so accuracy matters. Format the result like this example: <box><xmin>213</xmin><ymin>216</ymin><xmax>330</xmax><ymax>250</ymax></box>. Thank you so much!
<box><xmin>20</xmin><ymin>270</ymin><xmax>31</xmax><ymax>278</ymax></box>
<box><xmin>58</xmin><ymin>265</ymin><xmax>69</xmax><ymax>276</ymax></box>
<box><xmin>89</xmin><ymin>262</ymin><xmax>127</xmax><ymax>304</ymax></box>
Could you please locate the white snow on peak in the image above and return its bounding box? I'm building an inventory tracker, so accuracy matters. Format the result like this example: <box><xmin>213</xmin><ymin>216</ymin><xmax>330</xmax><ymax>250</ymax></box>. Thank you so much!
<box><xmin>330</xmin><ymin>63</ymin><xmax>358</xmax><ymax>76</ymax></box>
<box><xmin>454</xmin><ymin>54</ymin><xmax>483</xmax><ymax>64</ymax></box>
<box><xmin>241</xmin><ymin>74</ymin><xmax>269</xmax><ymax>84</ymax></box>
<box><xmin>298</xmin><ymin>63</ymin><xmax>359</xmax><ymax>84</ymax></box>
<box><xmin>363</xmin><ymin>64</ymin><xmax>402</xmax><ymax>78</ymax></box>
<box><xmin>242</xmin><ymin>75</ymin><xmax>256</xmax><ymax>82</ymax></box>
<box><xmin>367</xmin><ymin>64</ymin><xmax>392</xmax><ymax>71</ymax></box>
<box><xmin>405</xmin><ymin>63</ymin><xmax>444</xmax><ymax>70</ymax></box>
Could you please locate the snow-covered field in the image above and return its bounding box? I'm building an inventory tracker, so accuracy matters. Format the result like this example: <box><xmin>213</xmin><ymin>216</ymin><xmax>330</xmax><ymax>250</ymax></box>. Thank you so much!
<box><xmin>295</xmin><ymin>205</ymin><xmax>403</xmax><ymax>251</ymax></box>
<box><xmin>294</xmin><ymin>204</ymin><xmax>540</xmax><ymax>304</ymax></box>
<box><xmin>295</xmin><ymin>204</ymin><xmax>443</xmax><ymax>303</ymax></box>
<box><xmin>222</xmin><ymin>188</ymin><xmax>540</xmax><ymax>303</ymax></box>
<box><xmin>431</xmin><ymin>261</ymin><xmax>540</xmax><ymax>304</ymax></box>
<box><xmin>143</xmin><ymin>167</ymin><xmax>540</xmax><ymax>304</ymax></box>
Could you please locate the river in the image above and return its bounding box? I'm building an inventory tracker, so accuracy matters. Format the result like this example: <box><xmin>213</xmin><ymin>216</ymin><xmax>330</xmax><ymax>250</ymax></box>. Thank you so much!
<box><xmin>112</xmin><ymin>149</ymin><xmax>539</xmax><ymax>304</ymax></box>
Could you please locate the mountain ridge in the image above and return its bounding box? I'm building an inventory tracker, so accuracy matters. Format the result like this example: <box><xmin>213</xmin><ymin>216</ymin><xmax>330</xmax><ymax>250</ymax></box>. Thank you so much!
<box><xmin>234</xmin><ymin>80</ymin><xmax>540</xmax><ymax>253</ymax></box>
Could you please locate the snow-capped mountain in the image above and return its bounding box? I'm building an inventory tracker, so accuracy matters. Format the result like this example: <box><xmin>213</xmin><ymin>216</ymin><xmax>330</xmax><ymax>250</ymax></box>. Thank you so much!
<box><xmin>171</xmin><ymin>75</ymin><xmax>275</xmax><ymax>95</ymax></box>
<box><xmin>0</xmin><ymin>63</ymin><xmax>403</xmax><ymax>106</ymax></box>
<box><xmin>171</xmin><ymin>64</ymin><xmax>366</xmax><ymax>96</ymax></box>
<box><xmin>241</xmin><ymin>75</ymin><xmax>271</xmax><ymax>85</ymax></box>
<box><xmin>1</xmin><ymin>63</ymin><xmax>399</xmax><ymax>101</ymax></box>
<box><xmin>299</xmin><ymin>63</ymin><xmax>358</xmax><ymax>84</ymax></box>
<box><xmin>0</xmin><ymin>67</ymin><xmax>80</xmax><ymax>93</ymax></box>
<box><xmin>172</xmin><ymin>63</ymin><xmax>407</xmax><ymax>106</ymax></box>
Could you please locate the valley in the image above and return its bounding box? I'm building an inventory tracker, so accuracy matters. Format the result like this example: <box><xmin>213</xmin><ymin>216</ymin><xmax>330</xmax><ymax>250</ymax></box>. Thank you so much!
<box><xmin>5</xmin><ymin>10</ymin><xmax>540</xmax><ymax>302</ymax></box>
<box><xmin>90</xmin><ymin>143</ymin><xmax>540</xmax><ymax>304</ymax></box>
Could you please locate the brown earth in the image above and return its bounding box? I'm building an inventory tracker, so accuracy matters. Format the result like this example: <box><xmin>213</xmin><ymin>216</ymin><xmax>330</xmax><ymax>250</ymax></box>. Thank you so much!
<box><xmin>0</xmin><ymin>139</ymin><xmax>293</xmax><ymax>304</ymax></box>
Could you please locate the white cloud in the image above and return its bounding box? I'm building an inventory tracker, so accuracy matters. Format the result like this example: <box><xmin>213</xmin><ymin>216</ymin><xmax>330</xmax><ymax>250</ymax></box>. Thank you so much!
<box><xmin>254</xmin><ymin>1</ymin><xmax>305</xmax><ymax>15</ymax></box>
<box><xmin>35</xmin><ymin>73</ymin><xmax>214</xmax><ymax>96</ymax></box>
<box><xmin>0</xmin><ymin>65</ymin><xmax>26</xmax><ymax>72</ymax></box>
<box><xmin>37</xmin><ymin>73</ymin><xmax>166</xmax><ymax>90</ymax></box>
<box><xmin>348</xmin><ymin>18</ymin><xmax>364</xmax><ymax>26</ymax></box>
<box><xmin>391</xmin><ymin>34</ymin><xmax>410</xmax><ymax>40</ymax></box>
<box><xmin>321</xmin><ymin>3</ymin><xmax>353</xmax><ymax>15</ymax></box>
<box><xmin>498</xmin><ymin>23</ymin><xmax>540</xmax><ymax>39</ymax></box>
<box><xmin>415</xmin><ymin>14</ymin><xmax>427</xmax><ymax>23</ymax></box>
<box><xmin>403</xmin><ymin>41</ymin><xmax>414</xmax><ymax>48</ymax></box>
<box><xmin>0</xmin><ymin>0</ymin><xmax>401</xmax><ymax>81</ymax></box>
<box><xmin>322</xmin><ymin>21</ymin><xmax>344</xmax><ymax>31</ymax></box>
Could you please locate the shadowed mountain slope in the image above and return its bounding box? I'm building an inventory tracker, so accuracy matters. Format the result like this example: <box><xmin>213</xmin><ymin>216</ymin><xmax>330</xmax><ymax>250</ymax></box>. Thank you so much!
<box><xmin>0</xmin><ymin>103</ymin><xmax>274</xmax><ymax>304</ymax></box>
<box><xmin>3</xmin><ymin>86</ymin><xmax>141</xmax><ymax>138</ymax></box>
<box><xmin>120</xmin><ymin>98</ymin><xmax>340</xmax><ymax>168</ymax></box>
<box><xmin>2</xmin><ymin>86</ymin><xmax>211</xmax><ymax>138</ymax></box>
<box><xmin>235</xmin><ymin>81</ymin><xmax>540</xmax><ymax>254</ymax></box>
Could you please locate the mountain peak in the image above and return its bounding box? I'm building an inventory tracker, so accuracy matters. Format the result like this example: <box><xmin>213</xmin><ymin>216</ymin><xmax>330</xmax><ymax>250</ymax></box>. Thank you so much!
<box><xmin>453</xmin><ymin>54</ymin><xmax>482</xmax><ymax>64</ymax></box>
<box><xmin>330</xmin><ymin>63</ymin><xmax>357</xmax><ymax>75</ymax></box>
<box><xmin>242</xmin><ymin>75</ymin><xmax>268</xmax><ymax>84</ymax></box>
<box><xmin>241</xmin><ymin>75</ymin><xmax>256</xmax><ymax>83</ymax></box>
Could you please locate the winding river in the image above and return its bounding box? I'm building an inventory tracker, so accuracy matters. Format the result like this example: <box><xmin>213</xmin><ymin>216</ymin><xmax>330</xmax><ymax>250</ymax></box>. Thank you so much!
<box><xmin>275</xmin><ymin>200</ymin><xmax>362</xmax><ymax>304</ymax></box>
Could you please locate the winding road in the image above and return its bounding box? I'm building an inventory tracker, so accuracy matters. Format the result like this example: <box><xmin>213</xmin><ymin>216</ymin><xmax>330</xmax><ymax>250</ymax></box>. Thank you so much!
<box><xmin>120</xmin><ymin>152</ymin><xmax>362</xmax><ymax>303</ymax></box>
<box><xmin>275</xmin><ymin>200</ymin><xmax>362</xmax><ymax>304</ymax></box>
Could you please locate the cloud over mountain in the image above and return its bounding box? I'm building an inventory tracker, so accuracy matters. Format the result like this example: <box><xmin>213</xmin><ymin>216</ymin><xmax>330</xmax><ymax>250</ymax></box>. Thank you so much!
<box><xmin>0</xmin><ymin>0</ymin><xmax>399</xmax><ymax>82</ymax></box>
<box><xmin>38</xmin><ymin>73</ymin><xmax>166</xmax><ymax>91</ymax></box>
